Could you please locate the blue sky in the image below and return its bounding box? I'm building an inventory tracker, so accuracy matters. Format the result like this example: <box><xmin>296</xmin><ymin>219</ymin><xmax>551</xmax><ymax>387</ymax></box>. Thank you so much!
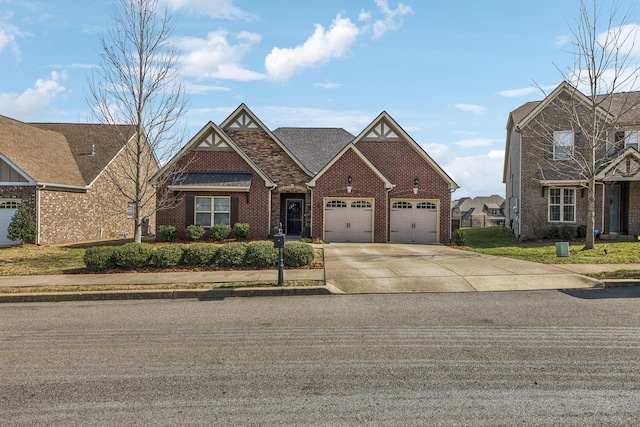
<box><xmin>1</xmin><ymin>0</ymin><xmax>638</xmax><ymax>198</ymax></box>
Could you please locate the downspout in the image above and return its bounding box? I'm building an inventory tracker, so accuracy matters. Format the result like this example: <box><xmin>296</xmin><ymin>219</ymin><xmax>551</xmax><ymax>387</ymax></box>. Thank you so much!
<box><xmin>36</xmin><ymin>185</ymin><xmax>44</xmax><ymax>245</ymax></box>
<box><xmin>308</xmin><ymin>187</ymin><xmax>313</xmax><ymax>238</ymax></box>
<box><xmin>385</xmin><ymin>186</ymin><xmax>393</xmax><ymax>242</ymax></box>
<box><xmin>597</xmin><ymin>182</ymin><xmax>605</xmax><ymax>232</ymax></box>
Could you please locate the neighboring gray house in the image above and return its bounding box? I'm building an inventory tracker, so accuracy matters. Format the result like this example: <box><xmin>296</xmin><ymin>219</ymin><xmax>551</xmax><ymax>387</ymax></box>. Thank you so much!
<box><xmin>503</xmin><ymin>81</ymin><xmax>640</xmax><ymax>240</ymax></box>
<box><xmin>451</xmin><ymin>195</ymin><xmax>505</xmax><ymax>230</ymax></box>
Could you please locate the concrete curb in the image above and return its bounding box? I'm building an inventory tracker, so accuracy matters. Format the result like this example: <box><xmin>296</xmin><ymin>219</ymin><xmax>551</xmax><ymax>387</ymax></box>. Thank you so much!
<box><xmin>602</xmin><ymin>279</ymin><xmax>640</xmax><ymax>288</ymax></box>
<box><xmin>0</xmin><ymin>286</ymin><xmax>334</xmax><ymax>304</ymax></box>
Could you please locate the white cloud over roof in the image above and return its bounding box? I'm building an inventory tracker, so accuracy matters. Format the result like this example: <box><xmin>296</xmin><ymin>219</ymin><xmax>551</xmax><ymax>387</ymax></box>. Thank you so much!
<box><xmin>454</xmin><ymin>103</ymin><xmax>486</xmax><ymax>115</ymax></box>
<box><xmin>0</xmin><ymin>72</ymin><xmax>66</xmax><ymax>119</ymax></box>
<box><xmin>264</xmin><ymin>15</ymin><xmax>360</xmax><ymax>81</ymax></box>
<box><xmin>162</xmin><ymin>0</ymin><xmax>255</xmax><ymax>20</ymax></box>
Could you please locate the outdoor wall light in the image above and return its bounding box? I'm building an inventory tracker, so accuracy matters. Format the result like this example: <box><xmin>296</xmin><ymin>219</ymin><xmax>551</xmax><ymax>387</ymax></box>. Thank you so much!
<box><xmin>413</xmin><ymin>177</ymin><xmax>419</xmax><ymax>194</ymax></box>
<box><xmin>347</xmin><ymin>175</ymin><xmax>353</xmax><ymax>193</ymax></box>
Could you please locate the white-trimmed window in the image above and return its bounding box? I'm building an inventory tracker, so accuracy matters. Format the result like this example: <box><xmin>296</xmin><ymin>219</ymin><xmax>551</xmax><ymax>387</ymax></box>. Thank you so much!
<box><xmin>195</xmin><ymin>196</ymin><xmax>230</xmax><ymax>227</ymax></box>
<box><xmin>549</xmin><ymin>188</ymin><xmax>575</xmax><ymax>222</ymax></box>
<box><xmin>127</xmin><ymin>202</ymin><xmax>134</xmax><ymax>218</ymax></box>
<box><xmin>553</xmin><ymin>131</ymin><xmax>574</xmax><ymax>160</ymax></box>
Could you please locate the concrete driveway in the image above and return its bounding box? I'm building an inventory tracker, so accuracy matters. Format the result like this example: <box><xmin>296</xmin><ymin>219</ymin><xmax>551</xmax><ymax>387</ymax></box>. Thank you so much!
<box><xmin>324</xmin><ymin>243</ymin><xmax>601</xmax><ymax>293</ymax></box>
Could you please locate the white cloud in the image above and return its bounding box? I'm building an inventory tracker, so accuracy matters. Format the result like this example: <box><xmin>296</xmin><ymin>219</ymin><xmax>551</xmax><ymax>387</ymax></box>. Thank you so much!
<box><xmin>313</xmin><ymin>81</ymin><xmax>341</xmax><ymax>89</ymax></box>
<box><xmin>265</xmin><ymin>15</ymin><xmax>360</xmax><ymax>81</ymax></box>
<box><xmin>421</xmin><ymin>142</ymin><xmax>452</xmax><ymax>164</ymax></box>
<box><xmin>454</xmin><ymin>103</ymin><xmax>486</xmax><ymax>115</ymax></box>
<box><xmin>455</xmin><ymin>137</ymin><xmax>498</xmax><ymax>148</ymax></box>
<box><xmin>0</xmin><ymin>72</ymin><xmax>66</xmax><ymax>119</ymax></box>
<box><xmin>0</xmin><ymin>14</ymin><xmax>25</xmax><ymax>56</ymax></box>
<box><xmin>177</xmin><ymin>29</ymin><xmax>265</xmax><ymax>81</ymax></box>
<box><xmin>441</xmin><ymin>150</ymin><xmax>506</xmax><ymax>198</ymax></box>
<box><xmin>498</xmin><ymin>84</ymin><xmax>557</xmax><ymax>98</ymax></box>
<box><xmin>184</xmin><ymin>82</ymin><xmax>232</xmax><ymax>94</ymax></box>
<box><xmin>555</xmin><ymin>34</ymin><xmax>571</xmax><ymax>47</ymax></box>
<box><xmin>359</xmin><ymin>0</ymin><xmax>413</xmax><ymax>39</ymax></box>
<box><xmin>162</xmin><ymin>0</ymin><xmax>255</xmax><ymax>20</ymax></box>
<box><xmin>598</xmin><ymin>24</ymin><xmax>640</xmax><ymax>57</ymax></box>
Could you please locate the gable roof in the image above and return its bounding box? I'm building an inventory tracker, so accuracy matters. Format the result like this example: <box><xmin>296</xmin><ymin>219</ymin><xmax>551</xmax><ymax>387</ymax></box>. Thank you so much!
<box><xmin>30</xmin><ymin>122</ymin><xmax>136</xmax><ymax>186</ymax></box>
<box><xmin>150</xmin><ymin>121</ymin><xmax>276</xmax><ymax>188</ymax></box>
<box><xmin>353</xmin><ymin>111</ymin><xmax>459</xmax><ymax>190</ymax></box>
<box><xmin>273</xmin><ymin>127</ymin><xmax>354</xmax><ymax>175</ymax></box>
<box><xmin>307</xmin><ymin>143</ymin><xmax>394</xmax><ymax>189</ymax></box>
<box><xmin>0</xmin><ymin>115</ymin><xmax>86</xmax><ymax>188</ymax></box>
<box><xmin>595</xmin><ymin>146</ymin><xmax>640</xmax><ymax>181</ymax></box>
<box><xmin>220</xmin><ymin>104</ymin><xmax>314</xmax><ymax>176</ymax></box>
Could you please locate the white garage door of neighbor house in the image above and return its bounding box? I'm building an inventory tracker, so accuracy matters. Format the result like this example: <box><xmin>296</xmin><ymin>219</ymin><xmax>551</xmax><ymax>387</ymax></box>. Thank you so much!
<box><xmin>390</xmin><ymin>200</ymin><xmax>438</xmax><ymax>244</ymax></box>
<box><xmin>324</xmin><ymin>199</ymin><xmax>373</xmax><ymax>243</ymax></box>
<box><xmin>0</xmin><ymin>200</ymin><xmax>21</xmax><ymax>245</ymax></box>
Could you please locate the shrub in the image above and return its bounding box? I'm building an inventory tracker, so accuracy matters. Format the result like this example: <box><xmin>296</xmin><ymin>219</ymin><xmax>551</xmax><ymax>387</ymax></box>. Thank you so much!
<box><xmin>301</xmin><ymin>225</ymin><xmax>311</xmax><ymax>239</ymax></box>
<box><xmin>83</xmin><ymin>246</ymin><xmax>117</xmax><ymax>272</ymax></box>
<box><xmin>576</xmin><ymin>224</ymin><xmax>587</xmax><ymax>239</ymax></box>
<box><xmin>560</xmin><ymin>225</ymin><xmax>577</xmax><ymax>241</ymax></box>
<box><xmin>283</xmin><ymin>242</ymin><xmax>314</xmax><ymax>268</ymax></box>
<box><xmin>158</xmin><ymin>225</ymin><xmax>177</xmax><ymax>242</ymax></box>
<box><xmin>216</xmin><ymin>242</ymin><xmax>248</xmax><ymax>267</ymax></box>
<box><xmin>245</xmin><ymin>241</ymin><xmax>278</xmax><ymax>268</ymax></box>
<box><xmin>211</xmin><ymin>224</ymin><xmax>231</xmax><ymax>241</ymax></box>
<box><xmin>233</xmin><ymin>223</ymin><xmax>250</xmax><ymax>241</ymax></box>
<box><xmin>7</xmin><ymin>204</ymin><xmax>37</xmax><ymax>244</ymax></box>
<box><xmin>151</xmin><ymin>245</ymin><xmax>185</xmax><ymax>268</ymax></box>
<box><xmin>542</xmin><ymin>225</ymin><xmax>561</xmax><ymax>240</ymax></box>
<box><xmin>452</xmin><ymin>229</ymin><xmax>466</xmax><ymax>246</ymax></box>
<box><xmin>112</xmin><ymin>243</ymin><xmax>155</xmax><ymax>269</ymax></box>
<box><xmin>186</xmin><ymin>224</ymin><xmax>206</xmax><ymax>241</ymax></box>
<box><xmin>183</xmin><ymin>243</ymin><xmax>219</xmax><ymax>266</ymax></box>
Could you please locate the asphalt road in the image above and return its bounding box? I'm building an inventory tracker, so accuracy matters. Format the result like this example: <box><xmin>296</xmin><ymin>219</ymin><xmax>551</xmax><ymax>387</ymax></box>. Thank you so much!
<box><xmin>2</xmin><ymin>288</ymin><xmax>640</xmax><ymax>426</ymax></box>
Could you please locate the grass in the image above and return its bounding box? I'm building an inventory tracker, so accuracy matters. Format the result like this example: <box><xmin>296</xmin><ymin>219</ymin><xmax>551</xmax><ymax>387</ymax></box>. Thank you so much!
<box><xmin>455</xmin><ymin>227</ymin><xmax>640</xmax><ymax>279</ymax></box>
<box><xmin>0</xmin><ymin>240</ymin><xmax>324</xmax><ymax>276</ymax></box>
<box><xmin>0</xmin><ymin>280</ymin><xmax>325</xmax><ymax>294</ymax></box>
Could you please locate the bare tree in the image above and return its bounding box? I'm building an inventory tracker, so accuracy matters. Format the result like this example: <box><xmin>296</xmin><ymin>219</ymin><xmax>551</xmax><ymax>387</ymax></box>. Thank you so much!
<box><xmin>534</xmin><ymin>0</ymin><xmax>640</xmax><ymax>249</ymax></box>
<box><xmin>87</xmin><ymin>0</ymin><xmax>188</xmax><ymax>243</ymax></box>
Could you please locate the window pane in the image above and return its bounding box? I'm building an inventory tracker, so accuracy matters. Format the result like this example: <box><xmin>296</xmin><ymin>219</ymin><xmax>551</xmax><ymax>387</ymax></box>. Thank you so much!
<box><xmin>213</xmin><ymin>213</ymin><xmax>230</xmax><ymax>225</ymax></box>
<box><xmin>214</xmin><ymin>197</ymin><xmax>229</xmax><ymax>212</ymax></box>
<box><xmin>563</xmin><ymin>189</ymin><xmax>574</xmax><ymax>204</ymax></box>
<box><xmin>550</xmin><ymin>206</ymin><xmax>560</xmax><ymax>221</ymax></box>
<box><xmin>549</xmin><ymin>188</ymin><xmax>560</xmax><ymax>204</ymax></box>
<box><xmin>554</xmin><ymin>131</ymin><xmax>573</xmax><ymax>160</ymax></box>
<box><xmin>195</xmin><ymin>197</ymin><xmax>211</xmax><ymax>212</ymax></box>
<box><xmin>563</xmin><ymin>206</ymin><xmax>575</xmax><ymax>222</ymax></box>
<box><xmin>195</xmin><ymin>213</ymin><xmax>211</xmax><ymax>227</ymax></box>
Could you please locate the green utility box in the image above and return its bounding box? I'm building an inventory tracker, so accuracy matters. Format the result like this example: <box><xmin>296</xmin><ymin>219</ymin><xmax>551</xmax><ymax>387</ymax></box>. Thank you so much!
<box><xmin>555</xmin><ymin>242</ymin><xmax>570</xmax><ymax>257</ymax></box>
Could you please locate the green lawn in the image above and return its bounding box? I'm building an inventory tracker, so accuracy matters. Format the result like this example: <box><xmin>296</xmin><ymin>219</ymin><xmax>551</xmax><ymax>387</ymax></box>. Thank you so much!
<box><xmin>0</xmin><ymin>240</ymin><xmax>324</xmax><ymax>276</ymax></box>
<box><xmin>456</xmin><ymin>227</ymin><xmax>640</xmax><ymax>265</ymax></box>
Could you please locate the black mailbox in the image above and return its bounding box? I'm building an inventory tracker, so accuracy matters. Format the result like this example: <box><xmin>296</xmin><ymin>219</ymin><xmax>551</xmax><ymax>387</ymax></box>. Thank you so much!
<box><xmin>274</xmin><ymin>232</ymin><xmax>285</xmax><ymax>249</ymax></box>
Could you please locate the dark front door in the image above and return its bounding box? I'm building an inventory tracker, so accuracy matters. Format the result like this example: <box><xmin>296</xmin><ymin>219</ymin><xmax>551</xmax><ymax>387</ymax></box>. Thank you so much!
<box><xmin>286</xmin><ymin>199</ymin><xmax>303</xmax><ymax>235</ymax></box>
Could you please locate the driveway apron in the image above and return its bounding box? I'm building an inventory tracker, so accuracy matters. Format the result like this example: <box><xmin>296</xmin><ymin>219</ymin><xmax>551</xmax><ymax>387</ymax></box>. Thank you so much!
<box><xmin>323</xmin><ymin>243</ymin><xmax>600</xmax><ymax>293</ymax></box>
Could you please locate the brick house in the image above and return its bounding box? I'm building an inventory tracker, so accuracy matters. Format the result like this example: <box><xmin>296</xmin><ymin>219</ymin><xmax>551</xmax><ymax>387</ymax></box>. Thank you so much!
<box><xmin>0</xmin><ymin>115</ymin><xmax>156</xmax><ymax>245</ymax></box>
<box><xmin>451</xmin><ymin>195</ymin><xmax>505</xmax><ymax>230</ymax></box>
<box><xmin>153</xmin><ymin>104</ymin><xmax>458</xmax><ymax>244</ymax></box>
<box><xmin>504</xmin><ymin>81</ymin><xmax>640</xmax><ymax>239</ymax></box>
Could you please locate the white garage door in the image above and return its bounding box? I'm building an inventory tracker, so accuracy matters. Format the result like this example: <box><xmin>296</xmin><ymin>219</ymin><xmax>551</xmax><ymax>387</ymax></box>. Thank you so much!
<box><xmin>0</xmin><ymin>200</ymin><xmax>21</xmax><ymax>245</ymax></box>
<box><xmin>324</xmin><ymin>199</ymin><xmax>373</xmax><ymax>243</ymax></box>
<box><xmin>390</xmin><ymin>200</ymin><xmax>438</xmax><ymax>244</ymax></box>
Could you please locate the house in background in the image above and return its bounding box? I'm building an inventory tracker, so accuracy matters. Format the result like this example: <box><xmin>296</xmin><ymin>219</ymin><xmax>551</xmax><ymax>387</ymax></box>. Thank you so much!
<box><xmin>503</xmin><ymin>81</ymin><xmax>640</xmax><ymax>240</ymax></box>
<box><xmin>153</xmin><ymin>104</ymin><xmax>458</xmax><ymax>244</ymax></box>
<box><xmin>0</xmin><ymin>115</ymin><xmax>156</xmax><ymax>245</ymax></box>
<box><xmin>451</xmin><ymin>195</ymin><xmax>505</xmax><ymax>230</ymax></box>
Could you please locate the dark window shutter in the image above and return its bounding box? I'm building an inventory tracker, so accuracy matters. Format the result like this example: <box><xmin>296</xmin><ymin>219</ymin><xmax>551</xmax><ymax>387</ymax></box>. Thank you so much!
<box><xmin>185</xmin><ymin>195</ymin><xmax>194</xmax><ymax>227</ymax></box>
<box><xmin>231</xmin><ymin>196</ymin><xmax>239</xmax><ymax>225</ymax></box>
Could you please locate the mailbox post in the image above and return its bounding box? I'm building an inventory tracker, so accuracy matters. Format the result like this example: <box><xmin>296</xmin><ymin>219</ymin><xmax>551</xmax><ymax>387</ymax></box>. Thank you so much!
<box><xmin>274</xmin><ymin>224</ymin><xmax>285</xmax><ymax>286</ymax></box>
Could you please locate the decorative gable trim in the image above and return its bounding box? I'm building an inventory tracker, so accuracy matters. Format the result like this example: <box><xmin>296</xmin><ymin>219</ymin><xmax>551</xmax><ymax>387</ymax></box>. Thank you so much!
<box><xmin>596</xmin><ymin>147</ymin><xmax>640</xmax><ymax>181</ymax></box>
<box><xmin>196</xmin><ymin>131</ymin><xmax>232</xmax><ymax>150</ymax></box>
<box><xmin>220</xmin><ymin>104</ymin><xmax>313</xmax><ymax>176</ymax></box>
<box><xmin>0</xmin><ymin>154</ymin><xmax>34</xmax><ymax>185</ymax></box>
<box><xmin>363</xmin><ymin>119</ymin><xmax>401</xmax><ymax>140</ymax></box>
<box><xmin>353</xmin><ymin>111</ymin><xmax>459</xmax><ymax>190</ymax></box>
<box><xmin>515</xmin><ymin>81</ymin><xmax>613</xmax><ymax>132</ymax></box>
<box><xmin>150</xmin><ymin>121</ymin><xmax>276</xmax><ymax>188</ymax></box>
<box><xmin>307</xmin><ymin>143</ymin><xmax>394</xmax><ymax>189</ymax></box>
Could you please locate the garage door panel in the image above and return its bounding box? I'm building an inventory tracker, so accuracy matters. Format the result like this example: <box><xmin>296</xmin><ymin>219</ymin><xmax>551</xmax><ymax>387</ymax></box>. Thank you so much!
<box><xmin>324</xmin><ymin>199</ymin><xmax>373</xmax><ymax>243</ymax></box>
<box><xmin>0</xmin><ymin>200</ymin><xmax>20</xmax><ymax>246</ymax></box>
<box><xmin>390</xmin><ymin>199</ymin><xmax>438</xmax><ymax>244</ymax></box>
